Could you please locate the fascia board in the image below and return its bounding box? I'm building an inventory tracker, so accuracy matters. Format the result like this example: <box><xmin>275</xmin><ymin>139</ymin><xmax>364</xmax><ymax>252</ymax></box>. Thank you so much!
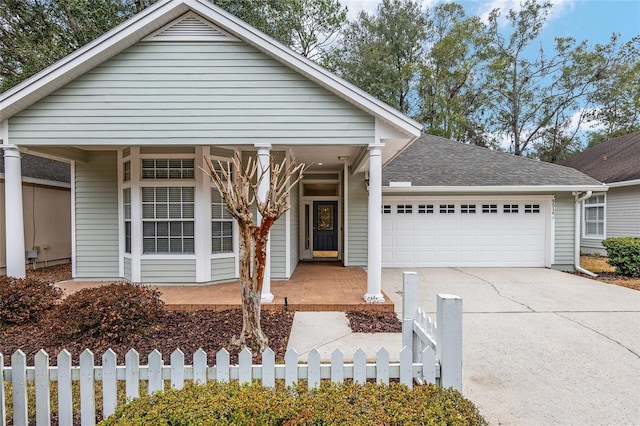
<box><xmin>606</xmin><ymin>179</ymin><xmax>640</xmax><ymax>188</ymax></box>
<box><xmin>382</xmin><ymin>184</ymin><xmax>610</xmax><ymax>194</ymax></box>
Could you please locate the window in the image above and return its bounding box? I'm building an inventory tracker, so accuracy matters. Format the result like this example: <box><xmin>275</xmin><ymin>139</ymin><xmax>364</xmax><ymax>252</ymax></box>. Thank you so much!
<box><xmin>212</xmin><ymin>189</ymin><xmax>234</xmax><ymax>253</ymax></box>
<box><xmin>382</xmin><ymin>205</ymin><xmax>391</xmax><ymax>214</ymax></box>
<box><xmin>461</xmin><ymin>204</ymin><xmax>476</xmax><ymax>214</ymax></box>
<box><xmin>142</xmin><ymin>187</ymin><xmax>195</xmax><ymax>253</ymax></box>
<box><xmin>397</xmin><ymin>204</ymin><xmax>413</xmax><ymax>214</ymax></box>
<box><xmin>123</xmin><ymin>188</ymin><xmax>131</xmax><ymax>254</ymax></box>
<box><xmin>123</xmin><ymin>161</ymin><xmax>131</xmax><ymax>182</ymax></box>
<box><xmin>525</xmin><ymin>204</ymin><xmax>540</xmax><ymax>214</ymax></box>
<box><xmin>482</xmin><ymin>204</ymin><xmax>497</xmax><ymax>213</ymax></box>
<box><xmin>584</xmin><ymin>195</ymin><xmax>605</xmax><ymax>238</ymax></box>
<box><xmin>418</xmin><ymin>204</ymin><xmax>434</xmax><ymax>214</ymax></box>
<box><xmin>503</xmin><ymin>204</ymin><xmax>519</xmax><ymax>213</ymax></box>
<box><xmin>142</xmin><ymin>159</ymin><xmax>194</xmax><ymax>179</ymax></box>
<box><xmin>440</xmin><ymin>204</ymin><xmax>455</xmax><ymax>214</ymax></box>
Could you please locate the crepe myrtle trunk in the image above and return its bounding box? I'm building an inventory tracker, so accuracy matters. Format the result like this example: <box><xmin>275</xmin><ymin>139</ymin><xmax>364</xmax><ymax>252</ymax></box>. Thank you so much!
<box><xmin>204</xmin><ymin>153</ymin><xmax>306</xmax><ymax>354</ymax></box>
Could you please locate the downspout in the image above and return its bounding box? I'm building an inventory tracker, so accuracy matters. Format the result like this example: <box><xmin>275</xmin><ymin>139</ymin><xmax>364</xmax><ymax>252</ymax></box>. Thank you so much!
<box><xmin>574</xmin><ymin>191</ymin><xmax>597</xmax><ymax>277</ymax></box>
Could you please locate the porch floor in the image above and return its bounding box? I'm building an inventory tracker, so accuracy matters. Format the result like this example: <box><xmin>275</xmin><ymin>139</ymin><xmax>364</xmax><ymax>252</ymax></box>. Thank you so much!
<box><xmin>55</xmin><ymin>261</ymin><xmax>394</xmax><ymax>312</ymax></box>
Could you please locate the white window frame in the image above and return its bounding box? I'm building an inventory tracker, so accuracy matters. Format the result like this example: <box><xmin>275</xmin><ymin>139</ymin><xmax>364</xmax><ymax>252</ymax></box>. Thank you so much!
<box><xmin>582</xmin><ymin>194</ymin><xmax>606</xmax><ymax>239</ymax></box>
<box><xmin>209</xmin><ymin>156</ymin><xmax>238</xmax><ymax>259</ymax></box>
<box><xmin>141</xmin><ymin>186</ymin><xmax>195</xmax><ymax>254</ymax></box>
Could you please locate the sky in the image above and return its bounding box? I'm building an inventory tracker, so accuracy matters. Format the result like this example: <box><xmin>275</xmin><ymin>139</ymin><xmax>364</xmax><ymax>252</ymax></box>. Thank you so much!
<box><xmin>343</xmin><ymin>0</ymin><xmax>640</xmax><ymax>50</ymax></box>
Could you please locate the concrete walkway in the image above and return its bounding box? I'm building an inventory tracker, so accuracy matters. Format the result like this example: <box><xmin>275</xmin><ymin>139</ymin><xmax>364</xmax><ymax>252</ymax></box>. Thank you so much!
<box><xmin>288</xmin><ymin>268</ymin><xmax>640</xmax><ymax>426</ymax></box>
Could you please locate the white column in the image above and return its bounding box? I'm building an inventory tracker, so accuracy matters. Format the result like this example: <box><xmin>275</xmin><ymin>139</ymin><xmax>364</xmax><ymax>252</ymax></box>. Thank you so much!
<box><xmin>130</xmin><ymin>147</ymin><xmax>142</xmax><ymax>283</ymax></box>
<box><xmin>3</xmin><ymin>145</ymin><xmax>26</xmax><ymax>278</ymax></box>
<box><xmin>195</xmin><ymin>146</ymin><xmax>212</xmax><ymax>282</ymax></box>
<box><xmin>255</xmin><ymin>143</ymin><xmax>273</xmax><ymax>303</ymax></box>
<box><xmin>365</xmin><ymin>144</ymin><xmax>384</xmax><ymax>302</ymax></box>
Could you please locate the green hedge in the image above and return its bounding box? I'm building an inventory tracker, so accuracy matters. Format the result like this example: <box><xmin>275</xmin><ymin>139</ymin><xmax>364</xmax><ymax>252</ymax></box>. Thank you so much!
<box><xmin>99</xmin><ymin>381</ymin><xmax>487</xmax><ymax>426</ymax></box>
<box><xmin>601</xmin><ymin>237</ymin><xmax>640</xmax><ymax>277</ymax></box>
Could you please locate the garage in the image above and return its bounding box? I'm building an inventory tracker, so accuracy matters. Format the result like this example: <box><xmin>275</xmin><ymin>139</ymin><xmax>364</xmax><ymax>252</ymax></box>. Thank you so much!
<box><xmin>381</xmin><ymin>197</ymin><xmax>552</xmax><ymax>267</ymax></box>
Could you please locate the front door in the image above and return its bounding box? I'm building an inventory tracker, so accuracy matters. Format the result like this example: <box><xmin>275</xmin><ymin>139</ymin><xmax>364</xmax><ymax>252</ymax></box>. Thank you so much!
<box><xmin>313</xmin><ymin>201</ymin><xmax>338</xmax><ymax>257</ymax></box>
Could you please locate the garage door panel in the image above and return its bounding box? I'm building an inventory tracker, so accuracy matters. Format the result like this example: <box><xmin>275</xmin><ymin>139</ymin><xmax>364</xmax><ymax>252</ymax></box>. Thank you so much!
<box><xmin>382</xmin><ymin>198</ymin><xmax>548</xmax><ymax>267</ymax></box>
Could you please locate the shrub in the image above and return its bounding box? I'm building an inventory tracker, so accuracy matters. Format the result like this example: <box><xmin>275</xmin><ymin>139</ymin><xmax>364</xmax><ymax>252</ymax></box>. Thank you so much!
<box><xmin>56</xmin><ymin>282</ymin><xmax>164</xmax><ymax>343</ymax></box>
<box><xmin>601</xmin><ymin>237</ymin><xmax>640</xmax><ymax>277</ymax></box>
<box><xmin>99</xmin><ymin>381</ymin><xmax>487</xmax><ymax>426</ymax></box>
<box><xmin>0</xmin><ymin>276</ymin><xmax>62</xmax><ymax>325</ymax></box>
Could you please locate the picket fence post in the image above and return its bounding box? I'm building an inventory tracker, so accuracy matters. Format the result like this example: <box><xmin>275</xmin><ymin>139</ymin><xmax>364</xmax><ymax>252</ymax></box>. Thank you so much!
<box><xmin>12</xmin><ymin>350</ymin><xmax>28</xmax><ymax>426</ymax></box>
<box><xmin>436</xmin><ymin>294</ymin><xmax>463</xmax><ymax>391</ymax></box>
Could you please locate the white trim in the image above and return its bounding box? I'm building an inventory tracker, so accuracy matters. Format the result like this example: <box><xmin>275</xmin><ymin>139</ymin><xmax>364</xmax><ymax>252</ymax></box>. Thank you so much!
<box><xmin>70</xmin><ymin>161</ymin><xmax>77</xmax><ymax>278</ymax></box>
<box><xmin>195</xmin><ymin>146</ymin><xmax>211</xmax><ymax>282</ymax></box>
<box><xmin>606</xmin><ymin>179</ymin><xmax>640</xmax><ymax>188</ymax></box>
<box><xmin>383</xmin><ymin>185</ymin><xmax>609</xmax><ymax>194</ymax></box>
<box><xmin>582</xmin><ymin>192</ymin><xmax>606</xmax><ymax>240</ymax></box>
<box><xmin>343</xmin><ymin>162</ymin><xmax>349</xmax><ymax>266</ymax></box>
<box><xmin>284</xmin><ymin>149</ymin><xmax>292</xmax><ymax>278</ymax></box>
<box><xmin>139</xmin><ymin>254</ymin><xmax>197</xmax><ymax>260</ymax></box>
<box><xmin>142</xmin><ymin>11</ymin><xmax>240</xmax><ymax>42</ymax></box>
<box><xmin>130</xmin><ymin>147</ymin><xmax>142</xmax><ymax>282</ymax></box>
<box><xmin>550</xmin><ymin>196</ymin><xmax>556</xmax><ymax>265</ymax></box>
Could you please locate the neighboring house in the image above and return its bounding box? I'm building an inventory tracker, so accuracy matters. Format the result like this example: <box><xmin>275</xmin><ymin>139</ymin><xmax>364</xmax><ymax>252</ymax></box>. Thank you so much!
<box><xmin>0</xmin><ymin>0</ymin><xmax>604</xmax><ymax>301</ymax></box>
<box><xmin>0</xmin><ymin>153</ymin><xmax>71</xmax><ymax>274</ymax></box>
<box><xmin>561</xmin><ymin>132</ymin><xmax>640</xmax><ymax>255</ymax></box>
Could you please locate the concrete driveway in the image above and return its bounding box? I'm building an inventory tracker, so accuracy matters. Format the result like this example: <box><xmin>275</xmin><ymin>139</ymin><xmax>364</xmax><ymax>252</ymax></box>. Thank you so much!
<box><xmin>381</xmin><ymin>268</ymin><xmax>640</xmax><ymax>426</ymax></box>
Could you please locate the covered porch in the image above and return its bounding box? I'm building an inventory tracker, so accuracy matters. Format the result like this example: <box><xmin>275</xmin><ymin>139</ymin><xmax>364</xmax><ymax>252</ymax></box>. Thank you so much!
<box><xmin>55</xmin><ymin>261</ymin><xmax>395</xmax><ymax>312</ymax></box>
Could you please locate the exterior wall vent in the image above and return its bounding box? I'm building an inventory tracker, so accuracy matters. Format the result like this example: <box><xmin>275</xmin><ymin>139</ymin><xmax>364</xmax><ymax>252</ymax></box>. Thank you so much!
<box><xmin>143</xmin><ymin>12</ymin><xmax>240</xmax><ymax>42</ymax></box>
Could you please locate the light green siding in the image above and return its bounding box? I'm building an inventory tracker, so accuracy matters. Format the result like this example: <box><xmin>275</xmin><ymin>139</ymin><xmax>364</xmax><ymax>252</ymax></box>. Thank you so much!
<box><xmin>123</xmin><ymin>257</ymin><xmax>131</xmax><ymax>281</ymax></box>
<box><xmin>606</xmin><ymin>186</ymin><xmax>640</xmax><ymax>237</ymax></box>
<box><xmin>211</xmin><ymin>257</ymin><xmax>236</xmax><ymax>282</ymax></box>
<box><xmin>289</xmin><ymin>177</ymin><xmax>300</xmax><ymax>276</ymax></box>
<box><xmin>75</xmin><ymin>151</ymin><xmax>119</xmax><ymax>278</ymax></box>
<box><xmin>553</xmin><ymin>194</ymin><xmax>575</xmax><ymax>270</ymax></box>
<box><xmin>347</xmin><ymin>170</ymin><xmax>368</xmax><ymax>266</ymax></box>
<box><xmin>140</xmin><ymin>258</ymin><xmax>196</xmax><ymax>283</ymax></box>
<box><xmin>9</xmin><ymin>42</ymin><xmax>374</xmax><ymax>146</ymax></box>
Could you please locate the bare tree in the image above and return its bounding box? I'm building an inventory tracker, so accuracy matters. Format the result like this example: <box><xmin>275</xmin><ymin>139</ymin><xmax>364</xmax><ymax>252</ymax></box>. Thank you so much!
<box><xmin>203</xmin><ymin>152</ymin><xmax>306</xmax><ymax>354</ymax></box>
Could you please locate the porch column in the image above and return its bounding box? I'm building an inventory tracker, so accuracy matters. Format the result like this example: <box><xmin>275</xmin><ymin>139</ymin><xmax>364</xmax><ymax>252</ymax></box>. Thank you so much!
<box><xmin>3</xmin><ymin>145</ymin><xmax>26</xmax><ymax>278</ymax></box>
<box><xmin>255</xmin><ymin>143</ymin><xmax>274</xmax><ymax>303</ymax></box>
<box><xmin>365</xmin><ymin>144</ymin><xmax>384</xmax><ymax>303</ymax></box>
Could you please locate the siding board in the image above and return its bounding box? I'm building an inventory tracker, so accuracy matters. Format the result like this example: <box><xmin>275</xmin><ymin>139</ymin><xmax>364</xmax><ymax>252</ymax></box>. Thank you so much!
<box><xmin>141</xmin><ymin>259</ymin><xmax>196</xmax><ymax>283</ymax></box>
<box><xmin>210</xmin><ymin>257</ymin><xmax>236</xmax><ymax>282</ymax></box>
<box><xmin>553</xmin><ymin>194</ymin><xmax>575</xmax><ymax>269</ymax></box>
<box><xmin>10</xmin><ymin>42</ymin><xmax>374</xmax><ymax>146</ymax></box>
<box><xmin>347</xmin><ymin>170</ymin><xmax>368</xmax><ymax>266</ymax></box>
<box><xmin>75</xmin><ymin>152</ymin><xmax>119</xmax><ymax>278</ymax></box>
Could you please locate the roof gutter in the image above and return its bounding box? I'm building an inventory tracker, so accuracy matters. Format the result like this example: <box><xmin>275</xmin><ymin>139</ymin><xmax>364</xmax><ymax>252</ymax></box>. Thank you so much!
<box><xmin>606</xmin><ymin>178</ymin><xmax>640</xmax><ymax>188</ymax></box>
<box><xmin>383</xmin><ymin>184</ymin><xmax>609</xmax><ymax>194</ymax></box>
<box><xmin>573</xmin><ymin>191</ymin><xmax>597</xmax><ymax>277</ymax></box>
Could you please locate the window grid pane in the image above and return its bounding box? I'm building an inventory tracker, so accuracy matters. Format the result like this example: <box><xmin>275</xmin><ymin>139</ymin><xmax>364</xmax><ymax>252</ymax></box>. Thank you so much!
<box><xmin>141</xmin><ymin>158</ymin><xmax>194</xmax><ymax>180</ymax></box>
<box><xmin>212</xmin><ymin>188</ymin><xmax>234</xmax><ymax>254</ymax></box>
<box><xmin>142</xmin><ymin>187</ymin><xmax>195</xmax><ymax>254</ymax></box>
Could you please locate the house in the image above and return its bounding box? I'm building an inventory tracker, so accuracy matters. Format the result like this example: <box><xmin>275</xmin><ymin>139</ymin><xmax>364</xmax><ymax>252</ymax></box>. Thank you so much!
<box><xmin>560</xmin><ymin>132</ymin><xmax>640</xmax><ymax>254</ymax></box>
<box><xmin>0</xmin><ymin>0</ymin><xmax>604</xmax><ymax>302</ymax></box>
<box><xmin>0</xmin><ymin>153</ymin><xmax>71</xmax><ymax>274</ymax></box>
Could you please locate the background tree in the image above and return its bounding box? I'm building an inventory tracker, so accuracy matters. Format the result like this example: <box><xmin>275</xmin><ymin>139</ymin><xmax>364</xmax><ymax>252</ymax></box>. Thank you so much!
<box><xmin>204</xmin><ymin>154</ymin><xmax>306</xmax><ymax>354</ymax></box>
<box><xmin>281</xmin><ymin>0</ymin><xmax>347</xmax><ymax>61</ymax></box>
<box><xmin>325</xmin><ymin>0</ymin><xmax>426</xmax><ymax>115</ymax></box>
<box><xmin>417</xmin><ymin>2</ymin><xmax>493</xmax><ymax>146</ymax></box>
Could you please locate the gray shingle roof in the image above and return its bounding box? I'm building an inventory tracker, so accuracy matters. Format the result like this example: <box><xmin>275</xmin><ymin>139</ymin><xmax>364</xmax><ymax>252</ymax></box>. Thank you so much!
<box><xmin>0</xmin><ymin>152</ymin><xmax>71</xmax><ymax>184</ymax></box>
<box><xmin>383</xmin><ymin>134</ymin><xmax>602</xmax><ymax>187</ymax></box>
<box><xmin>559</xmin><ymin>132</ymin><xmax>640</xmax><ymax>183</ymax></box>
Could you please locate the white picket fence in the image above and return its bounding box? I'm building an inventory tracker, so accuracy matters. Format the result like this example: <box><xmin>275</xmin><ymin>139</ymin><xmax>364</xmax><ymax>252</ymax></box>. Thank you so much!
<box><xmin>0</xmin><ymin>272</ymin><xmax>462</xmax><ymax>426</ymax></box>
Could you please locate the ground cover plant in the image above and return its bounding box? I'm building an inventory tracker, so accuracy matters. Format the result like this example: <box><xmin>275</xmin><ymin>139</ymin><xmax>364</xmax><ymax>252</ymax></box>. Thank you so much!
<box><xmin>601</xmin><ymin>237</ymin><xmax>640</xmax><ymax>278</ymax></box>
<box><xmin>99</xmin><ymin>381</ymin><xmax>487</xmax><ymax>426</ymax></box>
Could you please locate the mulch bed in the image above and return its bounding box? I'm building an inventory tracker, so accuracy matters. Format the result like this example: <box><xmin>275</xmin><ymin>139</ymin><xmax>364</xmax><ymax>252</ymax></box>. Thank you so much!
<box><xmin>573</xmin><ymin>271</ymin><xmax>640</xmax><ymax>291</ymax></box>
<box><xmin>346</xmin><ymin>310</ymin><xmax>402</xmax><ymax>333</ymax></box>
<box><xmin>1</xmin><ymin>310</ymin><xmax>294</xmax><ymax>366</ymax></box>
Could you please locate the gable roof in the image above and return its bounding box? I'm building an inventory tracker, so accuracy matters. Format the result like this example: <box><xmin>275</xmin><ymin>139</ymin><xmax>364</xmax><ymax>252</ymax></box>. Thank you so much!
<box><xmin>0</xmin><ymin>152</ymin><xmax>70</xmax><ymax>184</ymax></box>
<box><xmin>383</xmin><ymin>134</ymin><xmax>605</xmax><ymax>192</ymax></box>
<box><xmin>560</xmin><ymin>132</ymin><xmax>640</xmax><ymax>184</ymax></box>
<box><xmin>0</xmin><ymin>0</ymin><xmax>421</xmax><ymax>142</ymax></box>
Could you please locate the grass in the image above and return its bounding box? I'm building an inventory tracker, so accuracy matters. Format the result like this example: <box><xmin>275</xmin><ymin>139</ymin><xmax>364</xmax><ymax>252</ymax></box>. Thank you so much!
<box><xmin>580</xmin><ymin>255</ymin><xmax>640</xmax><ymax>291</ymax></box>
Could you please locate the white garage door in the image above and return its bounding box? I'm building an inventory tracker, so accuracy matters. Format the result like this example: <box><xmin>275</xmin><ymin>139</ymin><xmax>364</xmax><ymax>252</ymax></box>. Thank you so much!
<box><xmin>382</xmin><ymin>198</ymin><xmax>549</xmax><ymax>267</ymax></box>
